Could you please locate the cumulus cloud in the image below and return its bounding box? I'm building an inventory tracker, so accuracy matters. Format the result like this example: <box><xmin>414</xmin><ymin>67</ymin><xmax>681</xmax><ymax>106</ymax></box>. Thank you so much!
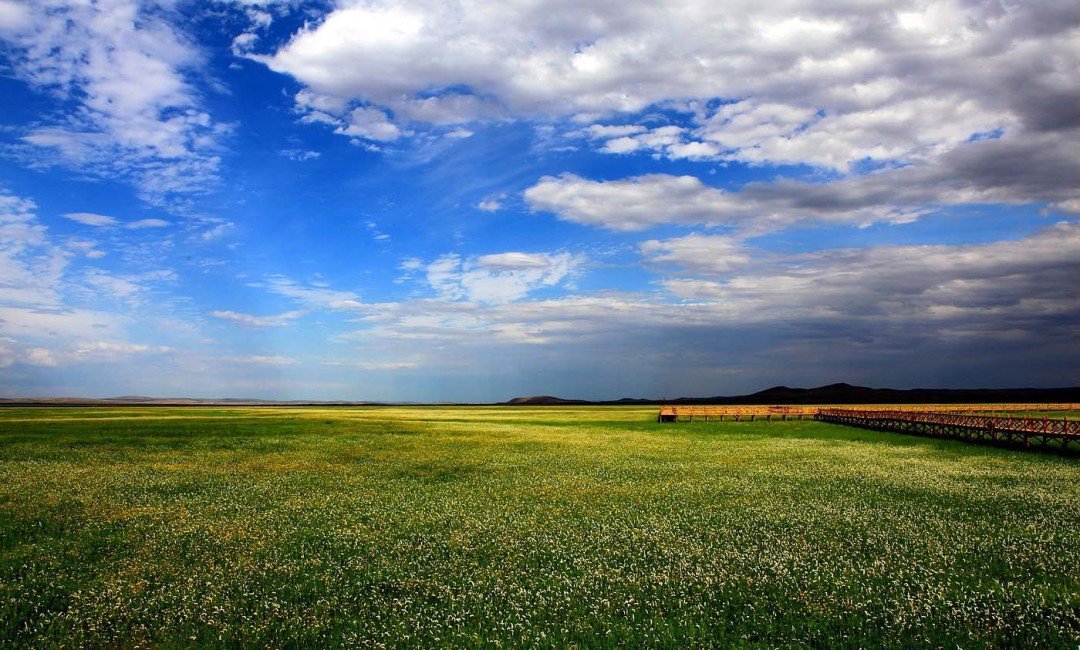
<box><xmin>0</xmin><ymin>337</ymin><xmax>51</xmax><ymax>368</ymax></box>
<box><xmin>337</xmin><ymin>107</ymin><xmax>402</xmax><ymax>142</ymax></box>
<box><xmin>0</xmin><ymin>337</ymin><xmax>172</xmax><ymax>369</ymax></box>
<box><xmin>239</xmin><ymin>0</ymin><xmax>1080</xmax><ymax>253</ymax></box>
<box><xmin>693</xmin><ymin>97</ymin><xmax>1004</xmax><ymax>170</ymax></box>
<box><xmin>584</xmin><ymin>124</ymin><xmax>647</xmax><ymax>140</ymax></box>
<box><xmin>423</xmin><ymin>251</ymin><xmax>585</xmax><ymax>303</ymax></box>
<box><xmin>657</xmin><ymin>223</ymin><xmax>1080</xmax><ymax>326</ymax></box>
<box><xmin>252</xmin><ymin>0</ymin><xmax>1079</xmax><ymax>172</ymax></box>
<box><xmin>526</xmin><ymin>127</ymin><xmax>1080</xmax><ymax>233</ymax></box>
<box><xmin>525</xmin><ymin>174</ymin><xmax>751</xmax><ymax>231</ymax></box>
<box><xmin>586</xmin><ymin>94</ymin><xmax>1008</xmax><ymax>169</ymax></box>
<box><xmin>23</xmin><ymin>346</ymin><xmax>59</xmax><ymax>367</ymax></box>
<box><xmin>641</xmin><ymin>234</ymin><xmax>752</xmax><ymax>274</ymax></box>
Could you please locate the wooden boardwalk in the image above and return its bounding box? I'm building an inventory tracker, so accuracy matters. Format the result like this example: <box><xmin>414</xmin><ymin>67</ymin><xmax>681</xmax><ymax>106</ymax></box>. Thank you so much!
<box><xmin>815</xmin><ymin>408</ymin><xmax>1080</xmax><ymax>453</ymax></box>
<box><xmin>658</xmin><ymin>403</ymin><xmax>1080</xmax><ymax>423</ymax></box>
<box><xmin>657</xmin><ymin>406</ymin><xmax>817</xmax><ymax>422</ymax></box>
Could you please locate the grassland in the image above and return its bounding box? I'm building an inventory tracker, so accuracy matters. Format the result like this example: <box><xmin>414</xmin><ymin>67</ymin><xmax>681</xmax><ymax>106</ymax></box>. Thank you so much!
<box><xmin>1</xmin><ymin>406</ymin><xmax>1078</xmax><ymax>648</ymax></box>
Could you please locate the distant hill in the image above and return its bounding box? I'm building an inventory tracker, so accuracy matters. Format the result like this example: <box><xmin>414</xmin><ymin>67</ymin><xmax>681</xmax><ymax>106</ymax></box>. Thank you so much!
<box><xmin>717</xmin><ymin>383</ymin><xmax>1080</xmax><ymax>405</ymax></box>
<box><xmin>506</xmin><ymin>383</ymin><xmax>1080</xmax><ymax>406</ymax></box>
<box><xmin>503</xmin><ymin>395</ymin><xmax>591</xmax><ymax>406</ymax></box>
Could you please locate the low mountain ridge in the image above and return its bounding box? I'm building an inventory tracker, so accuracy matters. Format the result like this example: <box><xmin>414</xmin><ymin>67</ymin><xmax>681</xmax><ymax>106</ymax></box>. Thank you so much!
<box><xmin>503</xmin><ymin>396</ymin><xmax>591</xmax><ymax>405</ymax></box>
<box><xmin>507</xmin><ymin>383</ymin><xmax>1080</xmax><ymax>406</ymax></box>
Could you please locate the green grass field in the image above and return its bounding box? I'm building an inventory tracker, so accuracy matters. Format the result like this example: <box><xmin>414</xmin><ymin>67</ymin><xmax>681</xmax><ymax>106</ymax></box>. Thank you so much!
<box><xmin>2</xmin><ymin>407</ymin><xmax>1078</xmax><ymax>648</ymax></box>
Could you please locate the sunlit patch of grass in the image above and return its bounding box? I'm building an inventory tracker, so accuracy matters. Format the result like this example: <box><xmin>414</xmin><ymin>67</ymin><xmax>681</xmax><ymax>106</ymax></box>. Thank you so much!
<box><xmin>1</xmin><ymin>407</ymin><xmax>1078</xmax><ymax>647</ymax></box>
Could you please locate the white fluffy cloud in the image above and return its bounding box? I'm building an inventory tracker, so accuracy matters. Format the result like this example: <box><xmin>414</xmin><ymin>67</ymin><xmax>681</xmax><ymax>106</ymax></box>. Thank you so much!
<box><xmin>584</xmin><ymin>94</ymin><xmax>1010</xmax><ymax>170</ymax></box>
<box><xmin>526</xmin><ymin>125</ymin><xmax>1080</xmax><ymax>233</ymax></box>
<box><xmin>0</xmin><ymin>336</ymin><xmax>172</xmax><ymax>369</ymax></box>
<box><xmin>2</xmin><ymin>0</ymin><xmax>227</xmax><ymax>205</ymax></box>
<box><xmin>693</xmin><ymin>97</ymin><xmax>1006</xmax><ymax>170</ymax></box>
<box><xmin>423</xmin><ymin>251</ymin><xmax>584</xmax><ymax>303</ymax></box>
<box><xmin>525</xmin><ymin>174</ymin><xmax>750</xmax><ymax>232</ymax></box>
<box><xmin>525</xmin><ymin>171</ymin><xmax>916</xmax><ymax>232</ymax></box>
<box><xmin>337</xmin><ymin>107</ymin><xmax>403</xmax><ymax>142</ymax></box>
<box><xmin>254</xmin><ymin>0</ymin><xmax>1080</xmax><ymax>171</ymax></box>
<box><xmin>648</xmin><ymin>222</ymin><xmax>1080</xmax><ymax>319</ymax></box>
<box><xmin>641</xmin><ymin>234</ymin><xmax>751</xmax><ymax>274</ymax></box>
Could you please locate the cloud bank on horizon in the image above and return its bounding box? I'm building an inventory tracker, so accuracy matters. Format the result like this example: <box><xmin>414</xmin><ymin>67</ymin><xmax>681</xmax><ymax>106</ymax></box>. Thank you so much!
<box><xmin>0</xmin><ymin>0</ymin><xmax>1077</xmax><ymax>401</ymax></box>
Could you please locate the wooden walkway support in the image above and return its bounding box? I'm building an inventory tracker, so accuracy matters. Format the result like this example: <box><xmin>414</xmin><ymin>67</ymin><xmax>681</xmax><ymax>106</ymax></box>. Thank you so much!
<box><xmin>815</xmin><ymin>408</ymin><xmax>1080</xmax><ymax>453</ymax></box>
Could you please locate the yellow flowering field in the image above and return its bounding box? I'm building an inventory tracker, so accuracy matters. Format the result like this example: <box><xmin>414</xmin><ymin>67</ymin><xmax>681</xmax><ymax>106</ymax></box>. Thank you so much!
<box><xmin>1</xmin><ymin>406</ymin><xmax>1078</xmax><ymax>647</ymax></box>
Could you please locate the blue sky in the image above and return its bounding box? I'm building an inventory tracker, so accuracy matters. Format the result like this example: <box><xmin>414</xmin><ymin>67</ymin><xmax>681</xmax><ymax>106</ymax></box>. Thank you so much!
<box><xmin>1</xmin><ymin>0</ymin><xmax>1078</xmax><ymax>401</ymax></box>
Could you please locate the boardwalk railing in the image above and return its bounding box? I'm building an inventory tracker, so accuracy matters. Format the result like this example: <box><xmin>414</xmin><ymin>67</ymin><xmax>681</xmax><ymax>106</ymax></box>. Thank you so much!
<box><xmin>658</xmin><ymin>403</ymin><xmax>1080</xmax><ymax>423</ymax></box>
<box><xmin>815</xmin><ymin>408</ymin><xmax>1080</xmax><ymax>453</ymax></box>
<box><xmin>899</xmin><ymin>403</ymin><xmax>1080</xmax><ymax>414</ymax></box>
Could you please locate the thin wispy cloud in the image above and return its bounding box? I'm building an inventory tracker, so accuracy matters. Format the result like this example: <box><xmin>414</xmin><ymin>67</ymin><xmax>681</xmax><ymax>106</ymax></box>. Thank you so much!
<box><xmin>2</xmin><ymin>0</ymin><xmax>227</xmax><ymax>207</ymax></box>
<box><xmin>64</xmin><ymin>213</ymin><xmax>170</xmax><ymax>229</ymax></box>
<box><xmin>210</xmin><ymin>310</ymin><xmax>304</xmax><ymax>328</ymax></box>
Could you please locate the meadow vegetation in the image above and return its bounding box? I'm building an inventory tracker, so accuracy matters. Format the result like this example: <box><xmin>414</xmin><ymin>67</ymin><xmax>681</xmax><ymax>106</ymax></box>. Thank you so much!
<box><xmin>1</xmin><ymin>406</ymin><xmax>1078</xmax><ymax>648</ymax></box>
